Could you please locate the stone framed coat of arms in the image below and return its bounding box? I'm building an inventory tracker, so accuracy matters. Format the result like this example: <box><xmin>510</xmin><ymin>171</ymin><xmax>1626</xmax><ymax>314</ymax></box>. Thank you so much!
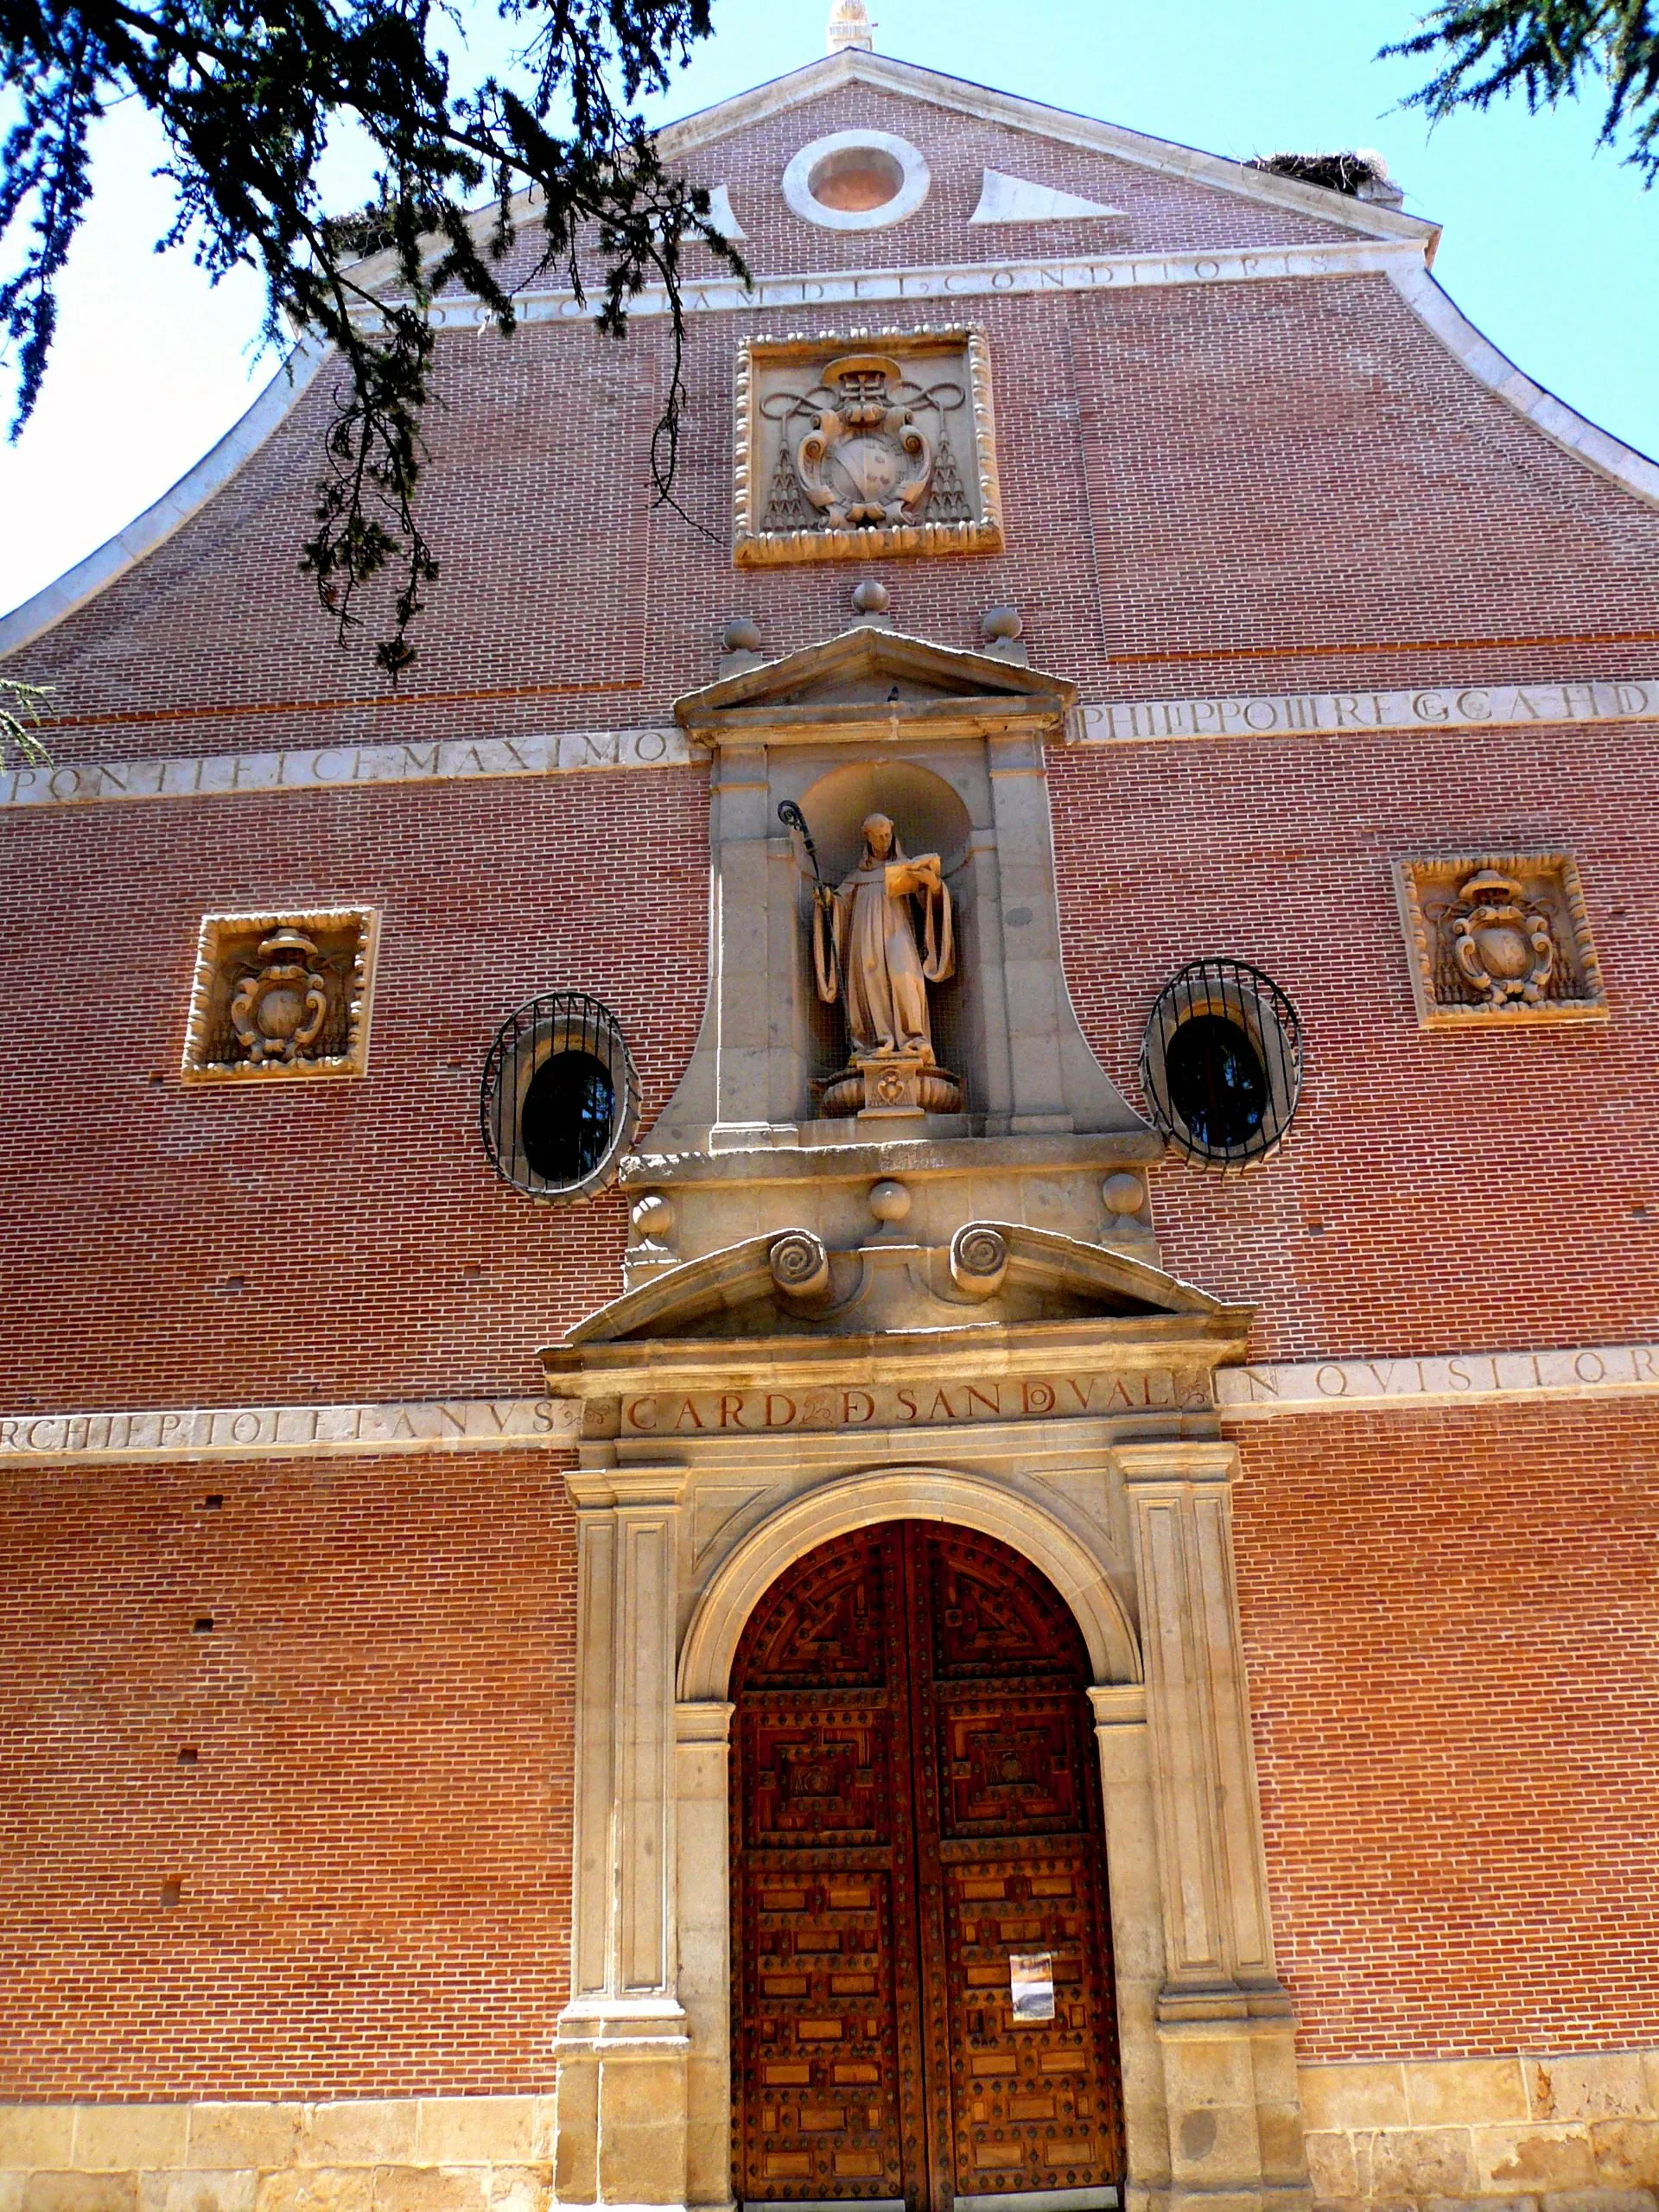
<box><xmin>181</xmin><ymin>906</ymin><xmax>381</xmax><ymax>1081</ymax></box>
<box><xmin>733</xmin><ymin>327</ymin><xmax>1003</xmax><ymax>565</ymax></box>
<box><xmin>1391</xmin><ymin>854</ymin><xmax>1609</xmax><ymax>1028</ymax></box>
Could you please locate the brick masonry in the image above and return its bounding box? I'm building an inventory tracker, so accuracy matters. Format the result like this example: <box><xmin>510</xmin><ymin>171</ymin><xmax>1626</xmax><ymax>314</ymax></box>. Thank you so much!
<box><xmin>0</xmin><ymin>1447</ymin><xmax>576</xmax><ymax>2098</ymax></box>
<box><xmin>3</xmin><ymin>63</ymin><xmax>1658</xmax><ymax>2119</ymax></box>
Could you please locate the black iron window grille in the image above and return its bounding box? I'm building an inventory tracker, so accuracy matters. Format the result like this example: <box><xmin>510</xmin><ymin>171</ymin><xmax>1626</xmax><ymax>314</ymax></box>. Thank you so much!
<box><xmin>479</xmin><ymin>989</ymin><xmax>641</xmax><ymax>1203</ymax></box>
<box><xmin>1139</xmin><ymin>957</ymin><xmax>1303</xmax><ymax>1171</ymax></box>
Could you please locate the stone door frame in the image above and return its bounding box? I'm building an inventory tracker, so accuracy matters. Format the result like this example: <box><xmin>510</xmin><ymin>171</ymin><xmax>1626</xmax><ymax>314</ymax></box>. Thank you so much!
<box><xmin>550</xmin><ymin>1432</ymin><xmax>1313</xmax><ymax>2212</ymax></box>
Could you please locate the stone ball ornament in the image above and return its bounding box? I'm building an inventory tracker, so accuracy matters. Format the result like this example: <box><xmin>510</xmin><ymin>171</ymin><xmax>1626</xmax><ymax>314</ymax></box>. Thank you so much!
<box><xmin>722</xmin><ymin>618</ymin><xmax>763</xmax><ymax>654</ymax></box>
<box><xmin>982</xmin><ymin>605</ymin><xmax>1023</xmax><ymax>643</ymax></box>
<box><xmin>631</xmin><ymin>1194</ymin><xmax>676</xmax><ymax>1245</ymax></box>
<box><xmin>1102</xmin><ymin>1172</ymin><xmax>1146</xmax><ymax>1217</ymax></box>
<box><xmin>868</xmin><ymin>1178</ymin><xmax>912</xmax><ymax>1226</ymax></box>
<box><xmin>850</xmin><ymin>578</ymin><xmax>890</xmax><ymax>614</ymax></box>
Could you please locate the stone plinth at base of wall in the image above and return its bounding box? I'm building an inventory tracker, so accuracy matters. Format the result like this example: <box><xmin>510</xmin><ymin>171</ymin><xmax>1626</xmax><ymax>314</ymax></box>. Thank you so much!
<box><xmin>1300</xmin><ymin>2050</ymin><xmax>1659</xmax><ymax>2212</ymax></box>
<box><xmin>2</xmin><ymin>2058</ymin><xmax>1656</xmax><ymax>2212</ymax></box>
<box><xmin>0</xmin><ymin>2099</ymin><xmax>557</xmax><ymax>2212</ymax></box>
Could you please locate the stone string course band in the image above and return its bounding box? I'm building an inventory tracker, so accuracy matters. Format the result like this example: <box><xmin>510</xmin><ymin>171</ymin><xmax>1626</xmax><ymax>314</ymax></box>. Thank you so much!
<box><xmin>352</xmin><ymin>238</ymin><xmax>1422</xmax><ymax>334</ymax></box>
<box><xmin>3</xmin><ymin>1343</ymin><xmax>1656</xmax><ymax>1461</ymax></box>
<box><xmin>5</xmin><ymin>681</ymin><xmax>1658</xmax><ymax>809</ymax></box>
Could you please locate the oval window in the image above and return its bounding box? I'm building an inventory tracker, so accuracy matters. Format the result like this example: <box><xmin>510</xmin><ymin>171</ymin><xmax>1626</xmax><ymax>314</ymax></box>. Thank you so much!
<box><xmin>520</xmin><ymin>1048</ymin><xmax>616</xmax><ymax>1185</ymax></box>
<box><xmin>1162</xmin><ymin>1014</ymin><xmax>1268</xmax><ymax>1153</ymax></box>
<box><xmin>1140</xmin><ymin>959</ymin><xmax>1302</xmax><ymax>1170</ymax></box>
<box><xmin>780</xmin><ymin>131</ymin><xmax>931</xmax><ymax>232</ymax></box>
<box><xmin>480</xmin><ymin>990</ymin><xmax>640</xmax><ymax>1203</ymax></box>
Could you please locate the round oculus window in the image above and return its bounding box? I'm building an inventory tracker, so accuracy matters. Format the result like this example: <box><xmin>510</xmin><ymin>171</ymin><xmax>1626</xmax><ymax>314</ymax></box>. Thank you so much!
<box><xmin>1140</xmin><ymin>958</ymin><xmax>1303</xmax><ymax>1170</ymax></box>
<box><xmin>480</xmin><ymin>989</ymin><xmax>640</xmax><ymax>1202</ymax></box>
<box><xmin>781</xmin><ymin>130</ymin><xmax>931</xmax><ymax>231</ymax></box>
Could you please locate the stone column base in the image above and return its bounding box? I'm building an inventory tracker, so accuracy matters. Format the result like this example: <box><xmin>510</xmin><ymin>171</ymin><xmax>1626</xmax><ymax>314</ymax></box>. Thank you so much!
<box><xmin>553</xmin><ymin>2004</ymin><xmax>691</xmax><ymax>2210</ymax></box>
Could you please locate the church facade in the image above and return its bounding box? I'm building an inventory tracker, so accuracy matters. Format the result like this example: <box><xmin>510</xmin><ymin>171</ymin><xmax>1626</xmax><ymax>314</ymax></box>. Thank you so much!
<box><xmin>3</xmin><ymin>31</ymin><xmax>1657</xmax><ymax>2212</ymax></box>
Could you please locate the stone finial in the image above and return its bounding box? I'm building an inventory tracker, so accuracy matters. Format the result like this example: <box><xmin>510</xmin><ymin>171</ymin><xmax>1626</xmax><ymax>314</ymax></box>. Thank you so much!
<box><xmin>868</xmin><ymin>1178</ymin><xmax>911</xmax><ymax>1228</ymax></box>
<box><xmin>827</xmin><ymin>0</ymin><xmax>874</xmax><ymax>53</ymax></box>
<box><xmin>850</xmin><ymin>578</ymin><xmax>889</xmax><ymax>614</ymax></box>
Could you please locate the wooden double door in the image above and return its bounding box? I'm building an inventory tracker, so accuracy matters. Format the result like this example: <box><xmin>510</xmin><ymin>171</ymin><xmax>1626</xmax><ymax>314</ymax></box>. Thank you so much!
<box><xmin>730</xmin><ymin>1521</ymin><xmax>1123</xmax><ymax>2212</ymax></box>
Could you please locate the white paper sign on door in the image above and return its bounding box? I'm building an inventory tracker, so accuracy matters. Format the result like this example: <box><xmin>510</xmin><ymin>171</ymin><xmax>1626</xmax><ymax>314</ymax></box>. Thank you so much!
<box><xmin>1009</xmin><ymin>1952</ymin><xmax>1055</xmax><ymax>2022</ymax></box>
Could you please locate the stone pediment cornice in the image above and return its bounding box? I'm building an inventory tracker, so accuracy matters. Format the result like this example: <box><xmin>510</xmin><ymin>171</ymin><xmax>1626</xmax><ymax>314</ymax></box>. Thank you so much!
<box><xmin>543</xmin><ymin>1221</ymin><xmax>1250</xmax><ymax>1367</ymax></box>
<box><xmin>649</xmin><ymin>50</ymin><xmax>1441</xmax><ymax>256</ymax></box>
<box><xmin>673</xmin><ymin>625</ymin><xmax>1076</xmax><ymax>747</ymax></box>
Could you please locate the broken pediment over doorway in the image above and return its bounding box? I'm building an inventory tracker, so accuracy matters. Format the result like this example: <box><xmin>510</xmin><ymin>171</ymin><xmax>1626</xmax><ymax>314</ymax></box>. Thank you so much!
<box><xmin>543</xmin><ymin>1214</ymin><xmax>1252</xmax><ymax>1442</ymax></box>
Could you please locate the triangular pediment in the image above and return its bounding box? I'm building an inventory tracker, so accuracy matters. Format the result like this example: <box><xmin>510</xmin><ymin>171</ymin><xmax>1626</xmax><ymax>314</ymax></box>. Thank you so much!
<box><xmin>650</xmin><ymin>50</ymin><xmax>1439</xmax><ymax>253</ymax></box>
<box><xmin>675</xmin><ymin>626</ymin><xmax>1075</xmax><ymax>741</ymax></box>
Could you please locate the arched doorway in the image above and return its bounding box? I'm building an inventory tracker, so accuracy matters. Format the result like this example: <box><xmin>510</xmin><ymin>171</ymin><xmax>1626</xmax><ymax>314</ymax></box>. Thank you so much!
<box><xmin>729</xmin><ymin>1519</ymin><xmax>1123</xmax><ymax>2212</ymax></box>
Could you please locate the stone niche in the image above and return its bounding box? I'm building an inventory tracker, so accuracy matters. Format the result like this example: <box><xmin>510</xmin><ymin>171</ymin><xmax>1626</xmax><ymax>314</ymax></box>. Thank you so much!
<box><xmin>734</xmin><ymin>327</ymin><xmax>1003</xmax><ymax>565</ymax></box>
<box><xmin>1392</xmin><ymin>854</ymin><xmax>1608</xmax><ymax>1028</ymax></box>
<box><xmin>626</xmin><ymin>626</ymin><xmax>1160</xmax><ymax>1281</ymax></box>
<box><xmin>181</xmin><ymin>907</ymin><xmax>380</xmax><ymax>1082</ymax></box>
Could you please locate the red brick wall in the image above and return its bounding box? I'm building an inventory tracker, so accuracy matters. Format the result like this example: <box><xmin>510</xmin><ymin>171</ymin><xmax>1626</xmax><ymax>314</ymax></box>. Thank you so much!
<box><xmin>0</xmin><ymin>1446</ymin><xmax>575</xmax><ymax>2098</ymax></box>
<box><xmin>0</xmin><ymin>771</ymin><xmax>706</xmax><ymax>1409</ymax></box>
<box><xmin>1232</xmin><ymin>1399</ymin><xmax>1659</xmax><ymax>2058</ymax></box>
<box><xmin>1052</xmin><ymin>715</ymin><xmax>1659</xmax><ymax>1362</ymax></box>
<box><xmin>3</xmin><ymin>74</ymin><xmax>1659</xmax><ymax>2091</ymax></box>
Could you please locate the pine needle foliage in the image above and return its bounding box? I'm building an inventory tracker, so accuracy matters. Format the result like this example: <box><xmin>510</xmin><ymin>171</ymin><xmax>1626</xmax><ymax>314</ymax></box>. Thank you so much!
<box><xmin>0</xmin><ymin>0</ymin><xmax>747</xmax><ymax>675</ymax></box>
<box><xmin>0</xmin><ymin>677</ymin><xmax>51</xmax><ymax>763</ymax></box>
<box><xmin>1387</xmin><ymin>3</ymin><xmax>1659</xmax><ymax>181</ymax></box>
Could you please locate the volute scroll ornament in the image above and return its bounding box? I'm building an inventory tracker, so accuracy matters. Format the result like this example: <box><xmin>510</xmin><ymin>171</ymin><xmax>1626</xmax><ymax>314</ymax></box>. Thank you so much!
<box><xmin>783</xmin><ymin>354</ymin><xmax>949</xmax><ymax>531</ymax></box>
<box><xmin>230</xmin><ymin>930</ymin><xmax>330</xmax><ymax>1065</ymax></box>
<box><xmin>1449</xmin><ymin>869</ymin><xmax>1554</xmax><ymax>1008</ymax></box>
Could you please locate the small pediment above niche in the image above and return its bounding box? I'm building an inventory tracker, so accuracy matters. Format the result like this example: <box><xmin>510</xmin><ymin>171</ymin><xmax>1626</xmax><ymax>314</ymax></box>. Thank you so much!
<box><xmin>675</xmin><ymin>626</ymin><xmax>1077</xmax><ymax>747</ymax></box>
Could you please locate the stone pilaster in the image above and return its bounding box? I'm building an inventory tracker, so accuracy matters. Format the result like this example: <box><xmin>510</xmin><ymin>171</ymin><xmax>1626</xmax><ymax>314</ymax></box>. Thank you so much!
<box><xmin>1116</xmin><ymin>1441</ymin><xmax>1310</xmax><ymax>2212</ymax></box>
<box><xmin>1091</xmin><ymin>1682</ymin><xmax>1173</xmax><ymax>2212</ymax></box>
<box><xmin>676</xmin><ymin>1700</ymin><xmax>736</xmax><ymax>2210</ymax></box>
<box><xmin>556</xmin><ymin>1468</ymin><xmax>691</xmax><ymax>2209</ymax></box>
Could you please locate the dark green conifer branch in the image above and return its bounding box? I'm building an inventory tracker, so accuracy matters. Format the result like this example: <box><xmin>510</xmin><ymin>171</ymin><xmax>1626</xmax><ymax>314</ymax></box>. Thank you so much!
<box><xmin>1</xmin><ymin>0</ymin><xmax>746</xmax><ymax>674</ymax></box>
<box><xmin>1387</xmin><ymin>3</ymin><xmax>1659</xmax><ymax>180</ymax></box>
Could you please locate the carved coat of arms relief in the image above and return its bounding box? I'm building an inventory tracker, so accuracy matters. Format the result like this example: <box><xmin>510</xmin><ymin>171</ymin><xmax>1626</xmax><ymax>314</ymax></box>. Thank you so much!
<box><xmin>1392</xmin><ymin>855</ymin><xmax>1609</xmax><ymax>1027</ymax></box>
<box><xmin>734</xmin><ymin>328</ymin><xmax>1001</xmax><ymax>564</ymax></box>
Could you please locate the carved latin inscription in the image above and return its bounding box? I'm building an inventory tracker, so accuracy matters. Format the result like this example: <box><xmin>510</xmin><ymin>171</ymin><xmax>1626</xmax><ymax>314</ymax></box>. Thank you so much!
<box><xmin>734</xmin><ymin>328</ymin><xmax>1001</xmax><ymax>566</ymax></box>
<box><xmin>613</xmin><ymin>1368</ymin><xmax>1208</xmax><ymax>1436</ymax></box>
<box><xmin>1392</xmin><ymin>855</ymin><xmax>1607</xmax><ymax>1028</ymax></box>
<box><xmin>182</xmin><ymin>906</ymin><xmax>380</xmax><ymax>1081</ymax></box>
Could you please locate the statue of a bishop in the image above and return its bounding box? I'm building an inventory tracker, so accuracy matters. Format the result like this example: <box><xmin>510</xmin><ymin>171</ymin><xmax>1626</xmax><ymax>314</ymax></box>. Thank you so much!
<box><xmin>814</xmin><ymin>812</ymin><xmax>955</xmax><ymax>1060</ymax></box>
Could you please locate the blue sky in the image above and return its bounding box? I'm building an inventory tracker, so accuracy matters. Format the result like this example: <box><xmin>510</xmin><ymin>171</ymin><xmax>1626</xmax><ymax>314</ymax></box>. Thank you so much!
<box><xmin>2</xmin><ymin>0</ymin><xmax>1656</xmax><ymax>620</ymax></box>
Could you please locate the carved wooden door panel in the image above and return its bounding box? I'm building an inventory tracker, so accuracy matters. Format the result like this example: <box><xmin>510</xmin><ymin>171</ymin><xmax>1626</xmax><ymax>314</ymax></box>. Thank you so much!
<box><xmin>731</xmin><ymin>1526</ymin><xmax>923</xmax><ymax>2206</ymax></box>
<box><xmin>731</xmin><ymin>1522</ymin><xmax>1122</xmax><ymax>2212</ymax></box>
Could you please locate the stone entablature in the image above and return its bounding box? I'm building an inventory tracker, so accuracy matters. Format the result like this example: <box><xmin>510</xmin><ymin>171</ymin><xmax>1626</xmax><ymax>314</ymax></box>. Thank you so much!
<box><xmin>9</xmin><ymin>680</ymin><xmax>1659</xmax><ymax>810</ymax></box>
<box><xmin>346</xmin><ymin>238</ymin><xmax>1426</xmax><ymax>335</ymax></box>
<box><xmin>1071</xmin><ymin>678</ymin><xmax>1659</xmax><ymax>747</ymax></box>
<box><xmin>5</xmin><ymin>1341</ymin><xmax>1658</xmax><ymax>1465</ymax></box>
